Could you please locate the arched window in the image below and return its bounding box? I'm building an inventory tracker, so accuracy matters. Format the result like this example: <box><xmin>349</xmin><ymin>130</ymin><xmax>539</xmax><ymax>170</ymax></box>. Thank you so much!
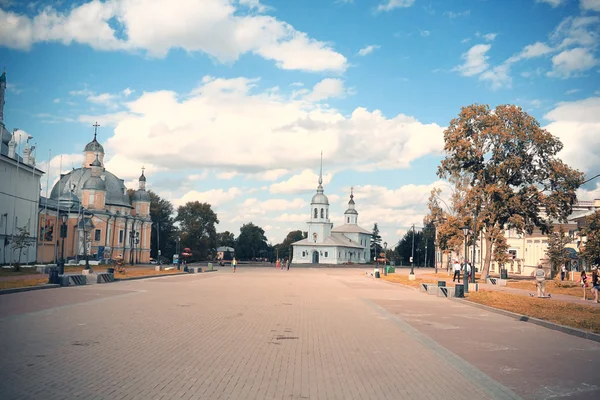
<box><xmin>347</xmin><ymin>217</ymin><xmax>350</xmax><ymax>223</ymax></box>
<box><xmin>326</xmin><ymin>209</ymin><xmax>329</xmax><ymax>219</ymax></box>
<box><xmin>320</xmin><ymin>208</ymin><xmax>324</xmax><ymax>218</ymax></box>
<box><xmin>314</xmin><ymin>208</ymin><xmax>318</xmax><ymax>218</ymax></box>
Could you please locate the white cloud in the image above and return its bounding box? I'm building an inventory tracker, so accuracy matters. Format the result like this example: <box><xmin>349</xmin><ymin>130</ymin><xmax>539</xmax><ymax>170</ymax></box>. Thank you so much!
<box><xmin>217</xmin><ymin>171</ymin><xmax>239</xmax><ymax>180</ymax></box>
<box><xmin>566</xmin><ymin>89</ymin><xmax>581</xmax><ymax>94</ymax></box>
<box><xmin>270</xmin><ymin>169</ymin><xmax>334</xmax><ymax>194</ymax></box>
<box><xmin>507</xmin><ymin>42</ymin><xmax>553</xmax><ymax>63</ymax></box>
<box><xmin>420</xmin><ymin>30</ymin><xmax>430</xmax><ymax>37</ymax></box>
<box><xmin>94</xmin><ymin>76</ymin><xmax>443</xmax><ymax>176</ymax></box>
<box><xmin>188</xmin><ymin>172</ymin><xmax>208</xmax><ymax>181</ymax></box>
<box><xmin>548</xmin><ymin>47</ymin><xmax>598</xmax><ymax>78</ymax></box>
<box><xmin>444</xmin><ymin>10</ymin><xmax>471</xmax><ymax>18</ymax></box>
<box><xmin>87</xmin><ymin>92</ymin><xmax>119</xmax><ymax>106</ymax></box>
<box><xmin>377</xmin><ymin>0</ymin><xmax>416</xmax><ymax>12</ymax></box>
<box><xmin>53</xmin><ymin>98</ymin><xmax>60</xmax><ymax>103</ymax></box>
<box><xmin>246</xmin><ymin>169</ymin><xmax>289</xmax><ymax>181</ymax></box>
<box><xmin>103</xmin><ymin>154</ymin><xmax>161</xmax><ymax>180</ymax></box>
<box><xmin>536</xmin><ymin>0</ymin><xmax>566</xmax><ymax>7</ymax></box>
<box><xmin>479</xmin><ymin>63</ymin><xmax>512</xmax><ymax>90</ymax></box>
<box><xmin>304</xmin><ymin>78</ymin><xmax>347</xmax><ymax>101</ymax></box>
<box><xmin>275</xmin><ymin>213</ymin><xmax>308</xmax><ymax>223</ymax></box>
<box><xmin>581</xmin><ymin>0</ymin><xmax>600</xmax><ymax>12</ymax></box>
<box><xmin>122</xmin><ymin>88</ymin><xmax>134</xmax><ymax>97</ymax></box>
<box><xmin>550</xmin><ymin>16</ymin><xmax>599</xmax><ymax>49</ymax></box>
<box><xmin>0</xmin><ymin>0</ymin><xmax>347</xmax><ymax>73</ymax></box>
<box><xmin>454</xmin><ymin>44</ymin><xmax>491</xmax><ymax>76</ymax></box>
<box><xmin>482</xmin><ymin>33</ymin><xmax>497</xmax><ymax>41</ymax></box>
<box><xmin>173</xmin><ymin>187</ymin><xmax>242</xmax><ymax>207</ymax></box>
<box><xmin>357</xmin><ymin>44</ymin><xmax>380</xmax><ymax>56</ymax></box>
<box><xmin>578</xmin><ymin>182</ymin><xmax>600</xmax><ymax>201</ymax></box>
<box><xmin>543</xmin><ymin>97</ymin><xmax>600</xmax><ymax>173</ymax></box>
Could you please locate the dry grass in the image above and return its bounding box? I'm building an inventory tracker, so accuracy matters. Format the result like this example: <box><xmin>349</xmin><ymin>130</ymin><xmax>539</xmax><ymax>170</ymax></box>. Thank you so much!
<box><xmin>0</xmin><ymin>269</ymin><xmax>42</xmax><ymax>277</ymax></box>
<box><xmin>0</xmin><ymin>278</ymin><xmax>49</xmax><ymax>290</ymax></box>
<box><xmin>381</xmin><ymin>273</ymin><xmax>457</xmax><ymax>288</ymax></box>
<box><xmin>114</xmin><ymin>269</ymin><xmax>182</xmax><ymax>280</ymax></box>
<box><xmin>506</xmin><ymin>279</ymin><xmax>586</xmax><ymax>298</ymax></box>
<box><xmin>466</xmin><ymin>290</ymin><xmax>600</xmax><ymax>333</ymax></box>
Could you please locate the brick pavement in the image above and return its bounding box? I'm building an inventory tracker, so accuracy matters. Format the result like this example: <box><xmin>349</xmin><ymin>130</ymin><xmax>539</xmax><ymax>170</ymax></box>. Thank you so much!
<box><xmin>0</xmin><ymin>268</ymin><xmax>594</xmax><ymax>399</ymax></box>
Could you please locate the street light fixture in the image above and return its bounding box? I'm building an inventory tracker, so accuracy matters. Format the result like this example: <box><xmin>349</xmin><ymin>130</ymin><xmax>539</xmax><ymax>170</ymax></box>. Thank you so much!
<box><xmin>58</xmin><ymin>213</ymin><xmax>68</xmax><ymax>275</ymax></box>
<box><xmin>383</xmin><ymin>241</ymin><xmax>388</xmax><ymax>276</ymax></box>
<box><xmin>462</xmin><ymin>226</ymin><xmax>470</xmax><ymax>293</ymax></box>
<box><xmin>80</xmin><ymin>212</ymin><xmax>95</xmax><ymax>271</ymax></box>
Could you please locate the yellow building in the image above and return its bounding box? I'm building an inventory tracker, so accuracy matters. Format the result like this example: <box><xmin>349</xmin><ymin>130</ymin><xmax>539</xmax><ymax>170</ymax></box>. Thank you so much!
<box><xmin>37</xmin><ymin>129</ymin><xmax>152</xmax><ymax>264</ymax></box>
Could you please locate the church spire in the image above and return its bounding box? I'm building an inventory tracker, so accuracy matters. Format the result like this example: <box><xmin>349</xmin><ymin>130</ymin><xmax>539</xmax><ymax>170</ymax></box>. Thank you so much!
<box><xmin>0</xmin><ymin>68</ymin><xmax>6</xmax><ymax>124</ymax></box>
<box><xmin>318</xmin><ymin>151</ymin><xmax>323</xmax><ymax>185</ymax></box>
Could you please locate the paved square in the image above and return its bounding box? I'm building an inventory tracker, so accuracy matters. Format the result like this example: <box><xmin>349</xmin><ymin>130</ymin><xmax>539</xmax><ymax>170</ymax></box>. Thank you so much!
<box><xmin>0</xmin><ymin>268</ymin><xmax>598</xmax><ymax>399</ymax></box>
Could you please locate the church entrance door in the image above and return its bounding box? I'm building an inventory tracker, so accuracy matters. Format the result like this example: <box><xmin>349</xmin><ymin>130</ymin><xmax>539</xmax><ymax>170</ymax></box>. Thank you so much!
<box><xmin>312</xmin><ymin>251</ymin><xmax>319</xmax><ymax>264</ymax></box>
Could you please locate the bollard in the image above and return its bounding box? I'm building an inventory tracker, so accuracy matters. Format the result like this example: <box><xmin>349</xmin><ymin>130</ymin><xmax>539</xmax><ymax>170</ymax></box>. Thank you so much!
<box><xmin>438</xmin><ymin>281</ymin><xmax>446</xmax><ymax>287</ymax></box>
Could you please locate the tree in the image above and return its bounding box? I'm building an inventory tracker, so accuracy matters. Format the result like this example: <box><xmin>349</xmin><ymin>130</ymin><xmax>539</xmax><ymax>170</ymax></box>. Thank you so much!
<box><xmin>546</xmin><ymin>226</ymin><xmax>571</xmax><ymax>278</ymax></box>
<box><xmin>11</xmin><ymin>226</ymin><xmax>33</xmax><ymax>267</ymax></box>
<box><xmin>370</xmin><ymin>223</ymin><xmax>382</xmax><ymax>261</ymax></box>
<box><xmin>149</xmin><ymin>191</ymin><xmax>177</xmax><ymax>260</ymax></box>
<box><xmin>175</xmin><ymin>201</ymin><xmax>219</xmax><ymax>261</ymax></box>
<box><xmin>235</xmin><ymin>223</ymin><xmax>268</xmax><ymax>260</ymax></box>
<box><xmin>492</xmin><ymin>229</ymin><xmax>511</xmax><ymax>273</ymax></box>
<box><xmin>438</xmin><ymin>104</ymin><xmax>584</xmax><ymax>278</ymax></box>
<box><xmin>581</xmin><ymin>210</ymin><xmax>600</xmax><ymax>267</ymax></box>
<box><xmin>274</xmin><ymin>230</ymin><xmax>305</xmax><ymax>261</ymax></box>
<box><xmin>216</xmin><ymin>231</ymin><xmax>236</xmax><ymax>248</ymax></box>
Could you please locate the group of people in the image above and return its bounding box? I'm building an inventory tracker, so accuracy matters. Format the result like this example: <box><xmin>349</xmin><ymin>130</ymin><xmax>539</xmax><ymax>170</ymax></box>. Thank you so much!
<box><xmin>577</xmin><ymin>266</ymin><xmax>600</xmax><ymax>303</ymax></box>
<box><xmin>451</xmin><ymin>259</ymin><xmax>473</xmax><ymax>283</ymax></box>
<box><xmin>275</xmin><ymin>258</ymin><xmax>291</xmax><ymax>271</ymax></box>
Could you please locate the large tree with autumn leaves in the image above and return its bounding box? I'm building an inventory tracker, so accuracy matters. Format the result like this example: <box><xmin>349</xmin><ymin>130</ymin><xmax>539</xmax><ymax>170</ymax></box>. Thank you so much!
<box><xmin>437</xmin><ymin>104</ymin><xmax>584</xmax><ymax>278</ymax></box>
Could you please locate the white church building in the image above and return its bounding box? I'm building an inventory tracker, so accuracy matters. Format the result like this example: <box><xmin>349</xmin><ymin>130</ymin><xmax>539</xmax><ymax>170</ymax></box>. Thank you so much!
<box><xmin>291</xmin><ymin>162</ymin><xmax>371</xmax><ymax>264</ymax></box>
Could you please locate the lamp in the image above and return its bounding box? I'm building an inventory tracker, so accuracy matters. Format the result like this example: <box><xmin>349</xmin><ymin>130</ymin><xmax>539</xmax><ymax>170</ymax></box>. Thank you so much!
<box><xmin>58</xmin><ymin>213</ymin><xmax>69</xmax><ymax>275</ymax></box>
<box><xmin>383</xmin><ymin>241</ymin><xmax>388</xmax><ymax>276</ymax></box>
<box><xmin>82</xmin><ymin>213</ymin><xmax>95</xmax><ymax>271</ymax></box>
<box><xmin>462</xmin><ymin>226</ymin><xmax>470</xmax><ymax>293</ymax></box>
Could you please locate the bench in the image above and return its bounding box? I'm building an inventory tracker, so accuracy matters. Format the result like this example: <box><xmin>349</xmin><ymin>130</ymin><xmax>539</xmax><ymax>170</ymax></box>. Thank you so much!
<box><xmin>58</xmin><ymin>274</ymin><xmax>87</xmax><ymax>286</ymax></box>
<box><xmin>437</xmin><ymin>286</ymin><xmax>456</xmax><ymax>298</ymax></box>
<box><xmin>486</xmin><ymin>278</ymin><xmax>507</xmax><ymax>286</ymax></box>
<box><xmin>426</xmin><ymin>285</ymin><xmax>439</xmax><ymax>295</ymax></box>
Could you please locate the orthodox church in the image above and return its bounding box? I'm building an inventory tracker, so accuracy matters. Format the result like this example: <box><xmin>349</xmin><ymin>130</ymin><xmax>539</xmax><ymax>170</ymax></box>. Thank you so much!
<box><xmin>291</xmin><ymin>159</ymin><xmax>371</xmax><ymax>264</ymax></box>
<box><xmin>37</xmin><ymin>126</ymin><xmax>153</xmax><ymax>264</ymax></box>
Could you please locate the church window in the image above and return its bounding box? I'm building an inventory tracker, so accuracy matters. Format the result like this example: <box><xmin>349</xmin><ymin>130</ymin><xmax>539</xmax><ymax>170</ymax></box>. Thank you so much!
<box><xmin>320</xmin><ymin>208</ymin><xmax>324</xmax><ymax>218</ymax></box>
<box><xmin>347</xmin><ymin>217</ymin><xmax>350</xmax><ymax>223</ymax></box>
<box><xmin>325</xmin><ymin>252</ymin><xmax>328</xmax><ymax>257</ymax></box>
<box><xmin>314</xmin><ymin>208</ymin><xmax>318</xmax><ymax>218</ymax></box>
<box><xmin>119</xmin><ymin>230</ymin><xmax>124</xmax><ymax>243</ymax></box>
<box><xmin>88</xmin><ymin>193</ymin><xmax>94</xmax><ymax>205</ymax></box>
<box><xmin>326</xmin><ymin>209</ymin><xmax>328</xmax><ymax>219</ymax></box>
<box><xmin>94</xmin><ymin>229</ymin><xmax>101</xmax><ymax>241</ymax></box>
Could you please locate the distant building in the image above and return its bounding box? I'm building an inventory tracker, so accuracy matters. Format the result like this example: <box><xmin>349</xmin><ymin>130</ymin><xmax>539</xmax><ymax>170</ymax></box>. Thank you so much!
<box><xmin>37</xmin><ymin>127</ymin><xmax>153</xmax><ymax>264</ymax></box>
<box><xmin>0</xmin><ymin>71</ymin><xmax>44</xmax><ymax>265</ymax></box>
<box><xmin>292</xmin><ymin>158</ymin><xmax>371</xmax><ymax>264</ymax></box>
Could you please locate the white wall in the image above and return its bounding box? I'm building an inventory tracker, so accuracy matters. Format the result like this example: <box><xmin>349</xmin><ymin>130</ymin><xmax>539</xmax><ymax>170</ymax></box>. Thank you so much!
<box><xmin>0</xmin><ymin>157</ymin><xmax>42</xmax><ymax>265</ymax></box>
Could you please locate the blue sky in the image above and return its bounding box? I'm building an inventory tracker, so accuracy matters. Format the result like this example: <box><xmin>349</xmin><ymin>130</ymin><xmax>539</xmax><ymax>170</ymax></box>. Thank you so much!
<box><xmin>1</xmin><ymin>0</ymin><xmax>600</xmax><ymax>245</ymax></box>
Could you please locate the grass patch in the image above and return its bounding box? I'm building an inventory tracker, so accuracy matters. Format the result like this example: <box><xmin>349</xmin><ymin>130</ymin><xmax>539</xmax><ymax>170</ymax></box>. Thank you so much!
<box><xmin>0</xmin><ymin>278</ymin><xmax>49</xmax><ymax>290</ymax></box>
<box><xmin>466</xmin><ymin>290</ymin><xmax>600</xmax><ymax>333</ymax></box>
<box><xmin>506</xmin><ymin>279</ymin><xmax>586</xmax><ymax>299</ymax></box>
<box><xmin>0</xmin><ymin>269</ymin><xmax>42</xmax><ymax>277</ymax></box>
<box><xmin>114</xmin><ymin>269</ymin><xmax>182</xmax><ymax>279</ymax></box>
<box><xmin>381</xmin><ymin>273</ymin><xmax>457</xmax><ymax>288</ymax></box>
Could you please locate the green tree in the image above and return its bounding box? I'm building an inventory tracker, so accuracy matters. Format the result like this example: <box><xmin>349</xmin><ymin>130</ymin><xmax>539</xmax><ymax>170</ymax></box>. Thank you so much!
<box><xmin>438</xmin><ymin>104</ymin><xmax>584</xmax><ymax>278</ymax></box>
<box><xmin>216</xmin><ymin>231</ymin><xmax>236</xmax><ymax>248</ymax></box>
<box><xmin>581</xmin><ymin>210</ymin><xmax>600</xmax><ymax>267</ymax></box>
<box><xmin>492</xmin><ymin>229</ymin><xmax>511</xmax><ymax>273</ymax></box>
<box><xmin>546</xmin><ymin>226</ymin><xmax>571</xmax><ymax>278</ymax></box>
<box><xmin>235</xmin><ymin>223</ymin><xmax>268</xmax><ymax>260</ymax></box>
<box><xmin>175</xmin><ymin>201</ymin><xmax>219</xmax><ymax>261</ymax></box>
<box><xmin>11</xmin><ymin>226</ymin><xmax>33</xmax><ymax>267</ymax></box>
<box><xmin>275</xmin><ymin>230</ymin><xmax>305</xmax><ymax>261</ymax></box>
<box><xmin>370</xmin><ymin>223</ymin><xmax>382</xmax><ymax>262</ymax></box>
<box><xmin>149</xmin><ymin>191</ymin><xmax>177</xmax><ymax>260</ymax></box>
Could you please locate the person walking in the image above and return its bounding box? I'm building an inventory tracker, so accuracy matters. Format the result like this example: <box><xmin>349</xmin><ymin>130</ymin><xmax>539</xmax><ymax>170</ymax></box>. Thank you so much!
<box><xmin>452</xmin><ymin>260</ymin><xmax>461</xmax><ymax>282</ymax></box>
<box><xmin>535</xmin><ymin>264</ymin><xmax>547</xmax><ymax>297</ymax></box>
<box><xmin>286</xmin><ymin>259</ymin><xmax>290</xmax><ymax>271</ymax></box>
<box><xmin>276</xmin><ymin>259</ymin><xmax>281</xmax><ymax>269</ymax></box>
<box><xmin>591</xmin><ymin>266</ymin><xmax>600</xmax><ymax>303</ymax></box>
<box><xmin>577</xmin><ymin>270</ymin><xmax>589</xmax><ymax>300</ymax></box>
<box><xmin>232</xmin><ymin>257</ymin><xmax>237</xmax><ymax>273</ymax></box>
<box><xmin>560</xmin><ymin>264</ymin><xmax>567</xmax><ymax>281</ymax></box>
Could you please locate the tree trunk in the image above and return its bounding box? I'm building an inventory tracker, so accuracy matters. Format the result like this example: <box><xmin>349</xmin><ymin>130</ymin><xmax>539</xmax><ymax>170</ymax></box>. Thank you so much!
<box><xmin>481</xmin><ymin>232</ymin><xmax>494</xmax><ymax>279</ymax></box>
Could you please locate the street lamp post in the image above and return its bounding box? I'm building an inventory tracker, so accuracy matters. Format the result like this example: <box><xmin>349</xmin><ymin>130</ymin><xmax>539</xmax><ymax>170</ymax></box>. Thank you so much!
<box><xmin>82</xmin><ymin>214</ymin><xmax>94</xmax><ymax>272</ymax></box>
<box><xmin>129</xmin><ymin>229</ymin><xmax>136</xmax><ymax>266</ymax></box>
<box><xmin>383</xmin><ymin>241</ymin><xmax>388</xmax><ymax>276</ymax></box>
<box><xmin>58</xmin><ymin>213</ymin><xmax>68</xmax><ymax>275</ymax></box>
<box><xmin>462</xmin><ymin>226</ymin><xmax>470</xmax><ymax>293</ymax></box>
<box><xmin>135</xmin><ymin>232</ymin><xmax>140</xmax><ymax>264</ymax></box>
<box><xmin>410</xmin><ymin>224</ymin><xmax>415</xmax><ymax>279</ymax></box>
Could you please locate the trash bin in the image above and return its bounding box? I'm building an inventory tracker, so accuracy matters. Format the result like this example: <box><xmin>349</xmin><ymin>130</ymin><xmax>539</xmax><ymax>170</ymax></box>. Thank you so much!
<box><xmin>386</xmin><ymin>266</ymin><xmax>395</xmax><ymax>274</ymax></box>
<box><xmin>455</xmin><ymin>284</ymin><xmax>465</xmax><ymax>298</ymax></box>
<box><xmin>374</xmin><ymin>268</ymin><xmax>380</xmax><ymax>279</ymax></box>
<box><xmin>107</xmin><ymin>267</ymin><xmax>115</xmax><ymax>274</ymax></box>
<box><xmin>48</xmin><ymin>267</ymin><xmax>59</xmax><ymax>285</ymax></box>
<box><xmin>438</xmin><ymin>281</ymin><xmax>446</xmax><ymax>287</ymax></box>
<box><xmin>501</xmin><ymin>269</ymin><xmax>508</xmax><ymax>279</ymax></box>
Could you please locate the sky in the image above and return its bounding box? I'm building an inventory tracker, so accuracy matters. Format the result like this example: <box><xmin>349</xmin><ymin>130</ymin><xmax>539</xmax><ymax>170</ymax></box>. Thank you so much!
<box><xmin>1</xmin><ymin>0</ymin><xmax>600</xmax><ymax>246</ymax></box>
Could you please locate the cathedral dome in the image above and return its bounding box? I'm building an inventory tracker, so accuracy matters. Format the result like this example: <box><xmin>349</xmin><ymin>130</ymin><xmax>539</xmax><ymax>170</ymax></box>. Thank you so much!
<box><xmin>84</xmin><ymin>136</ymin><xmax>104</xmax><ymax>153</ymax></box>
<box><xmin>132</xmin><ymin>189</ymin><xmax>150</xmax><ymax>202</ymax></box>
<box><xmin>51</xmin><ymin>168</ymin><xmax>130</xmax><ymax>207</ymax></box>
<box><xmin>58</xmin><ymin>191</ymin><xmax>80</xmax><ymax>210</ymax></box>
<box><xmin>82</xmin><ymin>176</ymin><xmax>106</xmax><ymax>191</ymax></box>
<box><xmin>311</xmin><ymin>192</ymin><xmax>329</xmax><ymax>205</ymax></box>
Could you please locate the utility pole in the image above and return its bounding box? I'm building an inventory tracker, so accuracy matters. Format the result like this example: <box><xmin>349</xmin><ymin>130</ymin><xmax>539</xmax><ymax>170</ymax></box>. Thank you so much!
<box><xmin>410</xmin><ymin>224</ymin><xmax>415</xmax><ymax>278</ymax></box>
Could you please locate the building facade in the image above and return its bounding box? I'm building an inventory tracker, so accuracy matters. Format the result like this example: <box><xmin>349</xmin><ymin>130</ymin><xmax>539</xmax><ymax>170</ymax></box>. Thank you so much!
<box><xmin>37</xmin><ymin>129</ymin><xmax>153</xmax><ymax>264</ymax></box>
<box><xmin>0</xmin><ymin>71</ymin><xmax>43</xmax><ymax>266</ymax></box>
<box><xmin>292</xmin><ymin>162</ymin><xmax>370</xmax><ymax>264</ymax></box>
